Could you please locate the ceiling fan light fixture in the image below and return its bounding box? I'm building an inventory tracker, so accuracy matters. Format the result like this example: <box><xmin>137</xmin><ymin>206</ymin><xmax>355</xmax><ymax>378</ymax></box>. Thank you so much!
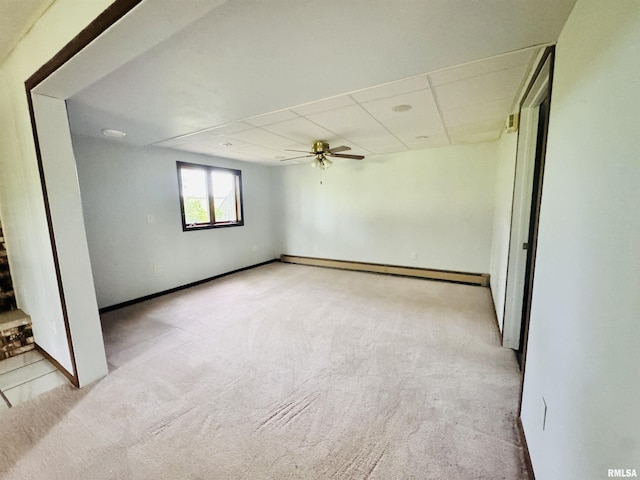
<box><xmin>311</xmin><ymin>155</ymin><xmax>332</xmax><ymax>170</ymax></box>
<box><xmin>282</xmin><ymin>141</ymin><xmax>363</xmax><ymax>166</ymax></box>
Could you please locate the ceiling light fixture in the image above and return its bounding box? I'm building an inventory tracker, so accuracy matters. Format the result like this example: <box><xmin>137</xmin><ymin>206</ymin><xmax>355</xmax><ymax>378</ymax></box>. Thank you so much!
<box><xmin>392</xmin><ymin>104</ymin><xmax>412</xmax><ymax>112</ymax></box>
<box><xmin>101</xmin><ymin>128</ymin><xmax>126</xmax><ymax>138</ymax></box>
<box><xmin>219</xmin><ymin>142</ymin><xmax>233</xmax><ymax>147</ymax></box>
<box><xmin>311</xmin><ymin>155</ymin><xmax>332</xmax><ymax>170</ymax></box>
<box><xmin>415</xmin><ymin>135</ymin><xmax>429</xmax><ymax>140</ymax></box>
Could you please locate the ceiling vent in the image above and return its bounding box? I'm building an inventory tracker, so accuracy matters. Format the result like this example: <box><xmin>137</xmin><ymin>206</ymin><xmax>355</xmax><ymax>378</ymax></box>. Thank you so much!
<box><xmin>505</xmin><ymin>113</ymin><xmax>519</xmax><ymax>133</ymax></box>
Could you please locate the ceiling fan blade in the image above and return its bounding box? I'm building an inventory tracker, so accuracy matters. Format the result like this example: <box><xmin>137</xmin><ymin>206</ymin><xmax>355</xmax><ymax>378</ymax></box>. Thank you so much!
<box><xmin>284</xmin><ymin>149</ymin><xmax>313</xmax><ymax>153</ymax></box>
<box><xmin>326</xmin><ymin>145</ymin><xmax>351</xmax><ymax>154</ymax></box>
<box><xmin>280</xmin><ymin>154</ymin><xmax>314</xmax><ymax>161</ymax></box>
<box><xmin>329</xmin><ymin>153</ymin><xmax>365</xmax><ymax>160</ymax></box>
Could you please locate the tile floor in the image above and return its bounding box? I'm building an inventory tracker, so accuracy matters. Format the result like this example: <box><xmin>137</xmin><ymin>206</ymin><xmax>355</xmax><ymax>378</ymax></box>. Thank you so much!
<box><xmin>0</xmin><ymin>350</ymin><xmax>68</xmax><ymax>410</ymax></box>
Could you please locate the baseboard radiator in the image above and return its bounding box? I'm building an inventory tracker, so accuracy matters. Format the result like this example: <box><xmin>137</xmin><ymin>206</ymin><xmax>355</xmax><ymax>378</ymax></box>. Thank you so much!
<box><xmin>280</xmin><ymin>255</ymin><xmax>489</xmax><ymax>287</ymax></box>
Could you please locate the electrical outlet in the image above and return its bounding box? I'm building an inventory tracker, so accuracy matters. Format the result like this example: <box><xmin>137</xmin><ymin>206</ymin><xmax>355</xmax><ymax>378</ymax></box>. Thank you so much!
<box><xmin>153</xmin><ymin>264</ymin><xmax>163</xmax><ymax>274</ymax></box>
<box><xmin>252</xmin><ymin>245</ymin><xmax>258</xmax><ymax>252</ymax></box>
<box><xmin>410</xmin><ymin>251</ymin><xmax>417</xmax><ymax>260</ymax></box>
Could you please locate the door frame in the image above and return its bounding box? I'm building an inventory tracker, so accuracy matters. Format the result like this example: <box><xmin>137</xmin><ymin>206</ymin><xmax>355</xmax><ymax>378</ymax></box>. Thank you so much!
<box><xmin>24</xmin><ymin>0</ymin><xmax>231</xmax><ymax>386</ymax></box>
<box><xmin>502</xmin><ymin>47</ymin><xmax>555</xmax><ymax>357</ymax></box>
<box><xmin>24</xmin><ymin>0</ymin><xmax>143</xmax><ymax>387</ymax></box>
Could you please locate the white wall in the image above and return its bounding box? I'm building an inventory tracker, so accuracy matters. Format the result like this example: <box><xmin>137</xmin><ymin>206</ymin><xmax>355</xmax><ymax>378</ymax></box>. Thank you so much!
<box><xmin>72</xmin><ymin>134</ymin><xmax>280</xmax><ymax>308</ymax></box>
<box><xmin>31</xmin><ymin>95</ymin><xmax>107</xmax><ymax>385</ymax></box>
<box><xmin>489</xmin><ymin>131</ymin><xmax>518</xmax><ymax>331</ymax></box>
<box><xmin>521</xmin><ymin>1</ymin><xmax>640</xmax><ymax>478</ymax></box>
<box><xmin>274</xmin><ymin>143</ymin><xmax>497</xmax><ymax>274</ymax></box>
<box><xmin>0</xmin><ymin>0</ymin><xmax>114</xmax><ymax>378</ymax></box>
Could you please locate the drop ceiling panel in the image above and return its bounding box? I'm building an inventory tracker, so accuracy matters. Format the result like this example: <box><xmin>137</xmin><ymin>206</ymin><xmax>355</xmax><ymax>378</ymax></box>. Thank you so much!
<box><xmin>226</xmin><ymin>128</ymin><xmax>308</xmax><ymax>151</ymax></box>
<box><xmin>176</xmin><ymin>143</ymin><xmax>267</xmax><ymax>163</ymax></box>
<box><xmin>262</xmin><ymin>117</ymin><xmax>346</xmax><ymax>144</ymax></box>
<box><xmin>441</xmin><ymin>97</ymin><xmax>514</xmax><ymax>127</ymax></box>
<box><xmin>452</xmin><ymin>131</ymin><xmax>502</xmax><ymax>144</ymax></box>
<box><xmin>448</xmin><ymin>119</ymin><xmax>505</xmax><ymax>144</ymax></box>
<box><xmin>199</xmin><ymin>121</ymin><xmax>255</xmax><ymax>136</ymax></box>
<box><xmin>429</xmin><ymin>47</ymin><xmax>537</xmax><ymax>86</ymax></box>
<box><xmin>350</xmin><ymin>76</ymin><xmax>430</xmax><ymax>103</ymax></box>
<box><xmin>155</xmin><ymin>129</ymin><xmax>222</xmax><ymax>147</ymax></box>
<box><xmin>360</xmin><ymin>89</ymin><xmax>446</xmax><ymax>140</ymax></box>
<box><xmin>207</xmin><ymin>135</ymin><xmax>283</xmax><ymax>159</ymax></box>
<box><xmin>148</xmin><ymin>135</ymin><xmax>194</xmax><ymax>148</ymax></box>
<box><xmin>354</xmin><ymin>134</ymin><xmax>406</xmax><ymax>149</ymax></box>
<box><xmin>354</xmin><ymin>135</ymin><xmax>406</xmax><ymax>154</ymax></box>
<box><xmin>396</xmin><ymin>132</ymin><xmax>446</xmax><ymax>146</ymax></box>
<box><xmin>156</xmin><ymin>121</ymin><xmax>254</xmax><ymax>147</ymax></box>
<box><xmin>306</xmin><ymin>105</ymin><xmax>389</xmax><ymax>141</ymax></box>
<box><xmin>405</xmin><ymin>136</ymin><xmax>450</xmax><ymax>149</ymax></box>
<box><xmin>292</xmin><ymin>96</ymin><xmax>356</xmax><ymax>116</ymax></box>
<box><xmin>245</xmin><ymin>109</ymin><xmax>299</xmax><ymax>127</ymax></box>
<box><xmin>368</xmin><ymin>144</ymin><xmax>411</xmax><ymax>155</ymax></box>
<box><xmin>434</xmin><ymin>64</ymin><xmax>529</xmax><ymax>111</ymax></box>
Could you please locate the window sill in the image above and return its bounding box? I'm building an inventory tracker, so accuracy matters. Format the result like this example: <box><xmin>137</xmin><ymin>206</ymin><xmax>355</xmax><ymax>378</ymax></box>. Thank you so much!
<box><xmin>182</xmin><ymin>221</ymin><xmax>244</xmax><ymax>232</ymax></box>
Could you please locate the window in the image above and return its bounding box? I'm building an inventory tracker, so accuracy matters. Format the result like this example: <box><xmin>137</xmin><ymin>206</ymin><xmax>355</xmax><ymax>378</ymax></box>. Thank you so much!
<box><xmin>177</xmin><ymin>162</ymin><xmax>244</xmax><ymax>230</ymax></box>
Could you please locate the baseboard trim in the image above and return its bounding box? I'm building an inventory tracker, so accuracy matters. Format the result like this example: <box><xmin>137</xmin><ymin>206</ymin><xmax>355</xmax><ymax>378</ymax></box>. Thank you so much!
<box><xmin>99</xmin><ymin>259</ymin><xmax>278</xmax><ymax>313</ymax></box>
<box><xmin>517</xmin><ymin>417</ymin><xmax>536</xmax><ymax>480</ymax></box>
<box><xmin>35</xmin><ymin>343</ymin><xmax>78</xmax><ymax>388</ymax></box>
<box><xmin>280</xmin><ymin>255</ymin><xmax>489</xmax><ymax>287</ymax></box>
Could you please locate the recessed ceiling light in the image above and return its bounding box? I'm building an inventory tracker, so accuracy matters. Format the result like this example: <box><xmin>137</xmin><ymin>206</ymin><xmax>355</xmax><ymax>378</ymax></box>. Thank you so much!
<box><xmin>415</xmin><ymin>135</ymin><xmax>429</xmax><ymax>140</ymax></box>
<box><xmin>101</xmin><ymin>129</ymin><xmax>126</xmax><ymax>138</ymax></box>
<box><xmin>219</xmin><ymin>142</ymin><xmax>233</xmax><ymax>147</ymax></box>
<box><xmin>392</xmin><ymin>104</ymin><xmax>412</xmax><ymax>112</ymax></box>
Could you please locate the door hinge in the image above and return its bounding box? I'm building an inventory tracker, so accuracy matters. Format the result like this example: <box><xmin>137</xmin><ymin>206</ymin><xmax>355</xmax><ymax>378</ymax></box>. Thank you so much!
<box><xmin>523</xmin><ymin>242</ymin><xmax>529</xmax><ymax>250</ymax></box>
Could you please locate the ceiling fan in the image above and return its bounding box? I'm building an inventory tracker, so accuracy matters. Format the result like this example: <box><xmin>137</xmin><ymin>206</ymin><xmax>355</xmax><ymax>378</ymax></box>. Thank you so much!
<box><xmin>280</xmin><ymin>141</ymin><xmax>365</xmax><ymax>170</ymax></box>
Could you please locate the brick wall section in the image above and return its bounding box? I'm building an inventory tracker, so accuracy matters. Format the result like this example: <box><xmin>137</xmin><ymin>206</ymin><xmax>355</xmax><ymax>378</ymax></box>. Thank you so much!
<box><xmin>0</xmin><ymin>219</ymin><xmax>17</xmax><ymax>312</ymax></box>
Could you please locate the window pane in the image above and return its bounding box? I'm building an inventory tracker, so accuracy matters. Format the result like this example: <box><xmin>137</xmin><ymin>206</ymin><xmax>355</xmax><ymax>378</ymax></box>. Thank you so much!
<box><xmin>211</xmin><ymin>171</ymin><xmax>238</xmax><ymax>222</ymax></box>
<box><xmin>180</xmin><ymin>168</ymin><xmax>210</xmax><ymax>224</ymax></box>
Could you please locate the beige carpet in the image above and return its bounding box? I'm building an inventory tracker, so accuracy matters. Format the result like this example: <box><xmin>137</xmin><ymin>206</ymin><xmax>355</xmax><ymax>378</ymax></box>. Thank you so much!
<box><xmin>0</xmin><ymin>262</ymin><xmax>529</xmax><ymax>479</ymax></box>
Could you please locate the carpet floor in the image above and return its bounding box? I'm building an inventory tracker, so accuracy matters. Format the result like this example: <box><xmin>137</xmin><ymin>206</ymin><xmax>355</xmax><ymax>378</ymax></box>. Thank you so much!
<box><xmin>0</xmin><ymin>262</ymin><xmax>529</xmax><ymax>479</ymax></box>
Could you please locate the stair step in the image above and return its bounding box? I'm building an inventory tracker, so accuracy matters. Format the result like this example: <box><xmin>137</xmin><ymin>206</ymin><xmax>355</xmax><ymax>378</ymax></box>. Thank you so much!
<box><xmin>0</xmin><ymin>309</ymin><xmax>30</xmax><ymax>330</ymax></box>
<box><xmin>0</xmin><ymin>309</ymin><xmax>34</xmax><ymax>360</ymax></box>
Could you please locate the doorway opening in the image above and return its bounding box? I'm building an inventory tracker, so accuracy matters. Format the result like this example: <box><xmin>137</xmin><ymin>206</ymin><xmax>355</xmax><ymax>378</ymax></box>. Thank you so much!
<box><xmin>501</xmin><ymin>47</ymin><xmax>555</xmax><ymax>368</ymax></box>
<box><xmin>517</xmin><ymin>92</ymin><xmax>551</xmax><ymax>366</ymax></box>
